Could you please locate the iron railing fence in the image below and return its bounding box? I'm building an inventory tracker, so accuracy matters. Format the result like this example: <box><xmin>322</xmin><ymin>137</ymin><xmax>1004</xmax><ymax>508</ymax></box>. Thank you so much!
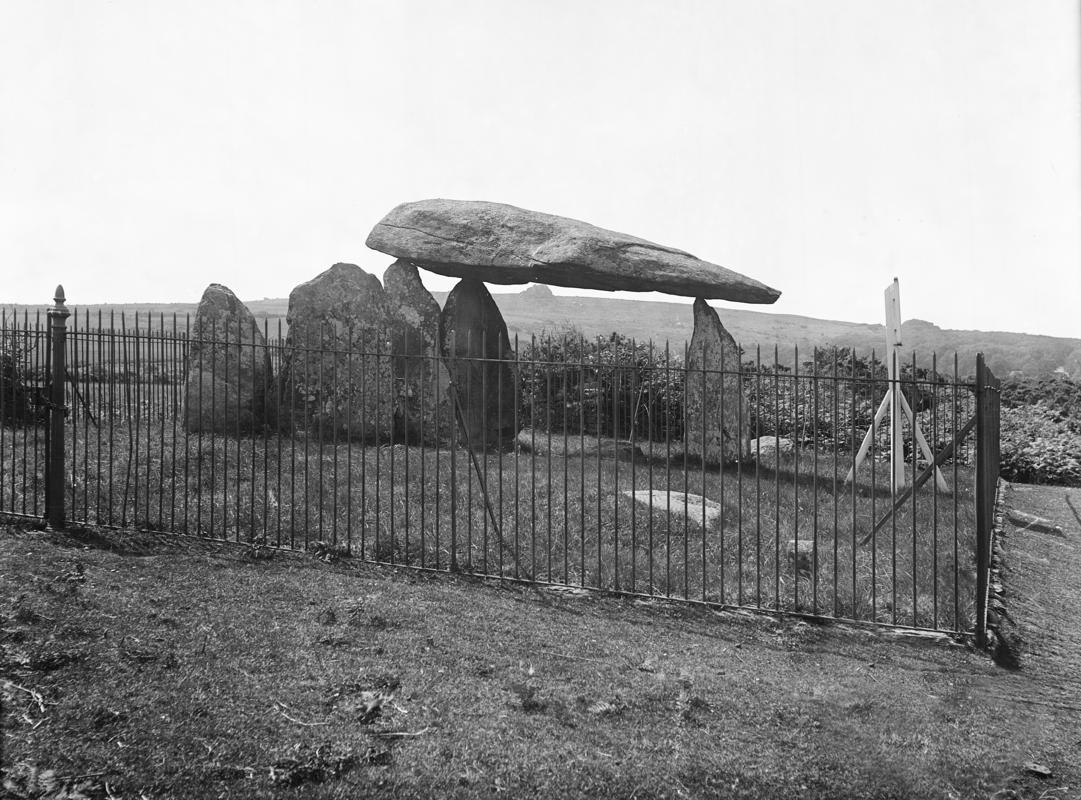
<box><xmin>1</xmin><ymin>304</ymin><xmax>1002</xmax><ymax>637</ymax></box>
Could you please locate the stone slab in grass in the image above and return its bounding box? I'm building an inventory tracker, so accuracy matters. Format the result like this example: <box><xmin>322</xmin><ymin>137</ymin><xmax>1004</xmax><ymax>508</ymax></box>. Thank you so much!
<box><xmin>516</xmin><ymin>428</ymin><xmax>642</xmax><ymax>460</ymax></box>
<box><xmin>622</xmin><ymin>489</ymin><xmax>724</xmax><ymax>528</ymax></box>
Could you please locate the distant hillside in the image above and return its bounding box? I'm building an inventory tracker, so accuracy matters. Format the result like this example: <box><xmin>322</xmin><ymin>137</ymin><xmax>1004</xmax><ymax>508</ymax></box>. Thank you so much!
<box><xmin>5</xmin><ymin>290</ymin><xmax>1079</xmax><ymax>378</ymax></box>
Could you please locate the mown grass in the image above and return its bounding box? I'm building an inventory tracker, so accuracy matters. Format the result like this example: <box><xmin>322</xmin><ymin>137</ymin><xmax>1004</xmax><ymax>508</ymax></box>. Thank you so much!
<box><xmin>1</xmin><ymin>521</ymin><xmax>1075</xmax><ymax>800</ymax></box>
<box><xmin>2</xmin><ymin>417</ymin><xmax>978</xmax><ymax>632</ymax></box>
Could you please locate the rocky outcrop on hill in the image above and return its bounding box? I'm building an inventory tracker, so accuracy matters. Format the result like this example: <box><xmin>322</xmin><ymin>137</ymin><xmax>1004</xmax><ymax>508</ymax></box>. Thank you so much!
<box><xmin>366</xmin><ymin>199</ymin><xmax>780</xmax><ymax>303</ymax></box>
<box><xmin>276</xmin><ymin>263</ymin><xmax>394</xmax><ymax>441</ymax></box>
<box><xmin>183</xmin><ymin>284</ymin><xmax>272</xmax><ymax>434</ymax></box>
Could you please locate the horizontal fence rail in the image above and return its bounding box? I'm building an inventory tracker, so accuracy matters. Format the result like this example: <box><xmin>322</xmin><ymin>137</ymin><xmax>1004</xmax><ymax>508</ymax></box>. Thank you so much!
<box><xmin>0</xmin><ymin>305</ymin><xmax>1000</xmax><ymax>635</ymax></box>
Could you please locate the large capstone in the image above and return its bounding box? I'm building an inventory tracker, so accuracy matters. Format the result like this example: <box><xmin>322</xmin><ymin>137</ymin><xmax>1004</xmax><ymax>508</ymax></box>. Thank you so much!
<box><xmin>383</xmin><ymin>259</ymin><xmax>453</xmax><ymax>444</ymax></box>
<box><xmin>439</xmin><ymin>279</ymin><xmax>517</xmax><ymax>450</ymax></box>
<box><xmin>366</xmin><ymin>199</ymin><xmax>780</xmax><ymax>303</ymax></box>
<box><xmin>183</xmin><ymin>283</ymin><xmax>272</xmax><ymax>435</ymax></box>
<box><xmin>276</xmin><ymin>263</ymin><xmax>393</xmax><ymax>441</ymax></box>
<box><xmin>684</xmin><ymin>298</ymin><xmax>749</xmax><ymax>465</ymax></box>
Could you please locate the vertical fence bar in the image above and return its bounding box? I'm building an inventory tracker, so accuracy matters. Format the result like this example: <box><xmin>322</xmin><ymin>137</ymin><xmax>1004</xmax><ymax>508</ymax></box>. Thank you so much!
<box><xmin>771</xmin><ymin>345</ymin><xmax>779</xmax><ymax>609</ymax></box>
<box><xmin>1</xmin><ymin>311</ymin><xmax>7</xmax><ymax>513</ymax></box>
<box><xmin>618</xmin><ymin>337</ymin><xmax>626</xmax><ymax>592</ymax></box>
<box><xmin>597</xmin><ymin>336</ymin><xmax>605</xmax><ymax>589</ymax></box>
<box><xmin>512</xmin><ymin>335</ymin><xmax>519</xmax><ymax>578</ymax></box>
<box><xmin>931</xmin><ymin>351</ymin><xmax>939</xmax><ymax>628</ymax></box>
<box><xmin>952</xmin><ymin>353</ymin><xmax>960</xmax><ymax>629</ymax></box>
<box><xmin>681</xmin><ymin>341</ymin><xmax>689</xmax><ymax>600</ymax></box>
<box><xmin>831</xmin><ymin>348</ymin><xmax>839</xmax><ymax>618</ymax></box>
<box><xmin>811</xmin><ymin>348</ymin><xmax>819</xmax><ymax>614</ymax></box>
<box><xmin>792</xmin><ymin>345</ymin><xmax>800</xmax><ymax>612</ymax></box>
<box><xmin>664</xmin><ymin>340</ymin><xmax>671</xmax><ymax>597</ymax></box>
<box><xmin>0</xmin><ymin>311</ymin><xmax>6</xmax><ymax>513</ymax></box>
<box><xmin>33</xmin><ymin>310</ymin><xmax>41</xmax><ymax>517</ymax></box>
<box><xmin>869</xmin><ymin>349</ymin><xmax>878</xmax><ymax>622</ymax></box>
<box><xmin>849</xmin><ymin>350</ymin><xmax>858</xmax><ymax>613</ymax></box>
<box><xmin>646</xmin><ymin>340</ymin><xmax>654</xmax><ymax>594</ymax></box>
<box><xmin>974</xmin><ymin>352</ymin><xmax>994</xmax><ymax>647</ymax></box>
<box><xmin>67</xmin><ymin>310</ymin><xmax>77</xmax><ymax>522</ymax></box>
<box><xmin>564</xmin><ymin>334</ymin><xmax>570</xmax><ymax>586</ymax></box>
<box><xmin>910</xmin><ymin>350</ymin><xmax>918</xmax><ymax>626</ymax></box>
<box><xmin>699</xmin><ymin>340</ymin><xmax>707</xmax><ymax>602</ymax></box>
<box><xmin>221</xmin><ymin>322</ymin><xmax>230</xmax><ymax>540</ymax></box>
<box><xmin>530</xmin><ymin>333</ymin><xmax>538</xmax><ymax>579</ymax></box>
<box><xmin>189</xmin><ymin>314</ymin><xmax>197</xmax><ymax>536</ymax></box>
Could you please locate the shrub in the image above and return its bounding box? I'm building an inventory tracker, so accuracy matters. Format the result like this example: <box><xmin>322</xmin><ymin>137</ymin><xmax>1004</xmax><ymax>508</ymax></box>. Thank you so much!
<box><xmin>0</xmin><ymin>330</ymin><xmax>37</xmax><ymax>425</ymax></box>
<box><xmin>1001</xmin><ymin>374</ymin><xmax>1081</xmax><ymax>417</ymax></box>
<box><xmin>999</xmin><ymin>403</ymin><xmax>1081</xmax><ymax>486</ymax></box>
<box><xmin>518</xmin><ymin>328</ymin><xmax>684</xmax><ymax>441</ymax></box>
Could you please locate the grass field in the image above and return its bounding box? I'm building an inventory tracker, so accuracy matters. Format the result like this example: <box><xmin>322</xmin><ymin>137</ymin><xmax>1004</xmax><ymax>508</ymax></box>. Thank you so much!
<box><xmin>2</xmin><ymin>416</ymin><xmax>978</xmax><ymax>632</ymax></box>
<box><xmin>2</xmin><ymin>493</ymin><xmax>1078</xmax><ymax>800</ymax></box>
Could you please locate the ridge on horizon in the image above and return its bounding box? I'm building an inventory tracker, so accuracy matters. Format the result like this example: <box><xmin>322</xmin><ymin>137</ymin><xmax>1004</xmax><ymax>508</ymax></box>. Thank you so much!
<box><xmin>3</xmin><ymin>288</ymin><xmax>1078</xmax><ymax>377</ymax></box>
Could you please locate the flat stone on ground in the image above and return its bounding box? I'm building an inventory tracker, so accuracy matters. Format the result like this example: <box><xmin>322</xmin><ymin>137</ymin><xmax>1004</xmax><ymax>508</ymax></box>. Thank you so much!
<box><xmin>516</xmin><ymin>428</ymin><xmax>642</xmax><ymax>460</ymax></box>
<box><xmin>622</xmin><ymin>490</ymin><xmax>724</xmax><ymax>529</ymax></box>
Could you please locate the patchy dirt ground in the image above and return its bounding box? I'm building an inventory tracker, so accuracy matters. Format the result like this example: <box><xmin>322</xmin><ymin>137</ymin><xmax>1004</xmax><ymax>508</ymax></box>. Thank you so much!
<box><xmin>1</xmin><ymin>484</ymin><xmax>1079</xmax><ymax>799</ymax></box>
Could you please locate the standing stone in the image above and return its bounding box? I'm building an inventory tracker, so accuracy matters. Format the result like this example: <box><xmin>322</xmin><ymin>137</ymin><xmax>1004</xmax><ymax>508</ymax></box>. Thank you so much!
<box><xmin>183</xmin><ymin>284</ymin><xmax>272</xmax><ymax>435</ymax></box>
<box><xmin>439</xmin><ymin>279</ymin><xmax>517</xmax><ymax>450</ymax></box>
<box><xmin>277</xmin><ymin>263</ymin><xmax>393</xmax><ymax>441</ymax></box>
<box><xmin>383</xmin><ymin>259</ymin><xmax>453</xmax><ymax>444</ymax></box>
<box><xmin>685</xmin><ymin>298</ymin><xmax>749</xmax><ymax>465</ymax></box>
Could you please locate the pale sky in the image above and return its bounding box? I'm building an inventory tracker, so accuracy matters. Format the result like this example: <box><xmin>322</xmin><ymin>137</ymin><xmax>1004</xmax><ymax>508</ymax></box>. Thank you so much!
<box><xmin>2</xmin><ymin>1</ymin><xmax>1079</xmax><ymax>338</ymax></box>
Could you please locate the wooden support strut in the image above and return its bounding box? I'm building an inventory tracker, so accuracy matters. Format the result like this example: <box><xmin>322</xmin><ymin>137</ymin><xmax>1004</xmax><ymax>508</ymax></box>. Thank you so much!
<box><xmin>860</xmin><ymin>414</ymin><xmax>976</xmax><ymax>545</ymax></box>
<box><xmin>446</xmin><ymin>378</ymin><xmax>527</xmax><ymax>580</ymax></box>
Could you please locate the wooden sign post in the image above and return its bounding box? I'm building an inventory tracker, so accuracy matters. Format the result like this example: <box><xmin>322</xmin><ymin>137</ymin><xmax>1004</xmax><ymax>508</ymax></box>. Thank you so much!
<box><xmin>845</xmin><ymin>278</ymin><xmax>950</xmax><ymax>494</ymax></box>
<box><xmin>885</xmin><ymin>278</ymin><xmax>906</xmax><ymax>493</ymax></box>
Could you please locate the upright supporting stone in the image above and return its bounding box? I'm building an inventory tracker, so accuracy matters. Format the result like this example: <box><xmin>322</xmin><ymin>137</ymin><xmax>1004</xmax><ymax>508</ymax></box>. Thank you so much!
<box><xmin>439</xmin><ymin>278</ymin><xmax>517</xmax><ymax>450</ymax></box>
<box><xmin>383</xmin><ymin>260</ymin><xmax>453</xmax><ymax>444</ymax></box>
<box><xmin>277</xmin><ymin>263</ymin><xmax>394</xmax><ymax>442</ymax></box>
<box><xmin>684</xmin><ymin>297</ymin><xmax>749</xmax><ymax>465</ymax></box>
<box><xmin>183</xmin><ymin>284</ymin><xmax>272</xmax><ymax>435</ymax></box>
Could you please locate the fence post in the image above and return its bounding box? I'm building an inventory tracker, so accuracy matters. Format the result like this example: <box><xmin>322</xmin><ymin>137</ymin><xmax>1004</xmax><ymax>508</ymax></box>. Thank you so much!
<box><xmin>46</xmin><ymin>285</ymin><xmax>70</xmax><ymax>531</ymax></box>
<box><xmin>974</xmin><ymin>352</ymin><xmax>992</xmax><ymax>647</ymax></box>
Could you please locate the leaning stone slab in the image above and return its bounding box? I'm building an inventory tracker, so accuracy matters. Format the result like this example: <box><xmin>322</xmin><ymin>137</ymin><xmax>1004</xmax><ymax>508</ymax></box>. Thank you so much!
<box><xmin>684</xmin><ymin>298</ymin><xmax>750</xmax><ymax>465</ymax></box>
<box><xmin>516</xmin><ymin>428</ymin><xmax>642</xmax><ymax>460</ymax></box>
<box><xmin>184</xmin><ymin>283</ymin><xmax>272</xmax><ymax>435</ymax></box>
<box><xmin>383</xmin><ymin>260</ymin><xmax>454</xmax><ymax>444</ymax></box>
<box><xmin>276</xmin><ymin>263</ymin><xmax>394</xmax><ymax>441</ymax></box>
<box><xmin>366</xmin><ymin>199</ymin><xmax>780</xmax><ymax>303</ymax></box>
<box><xmin>440</xmin><ymin>278</ymin><xmax>517</xmax><ymax>450</ymax></box>
<box><xmin>622</xmin><ymin>490</ymin><xmax>724</xmax><ymax>529</ymax></box>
